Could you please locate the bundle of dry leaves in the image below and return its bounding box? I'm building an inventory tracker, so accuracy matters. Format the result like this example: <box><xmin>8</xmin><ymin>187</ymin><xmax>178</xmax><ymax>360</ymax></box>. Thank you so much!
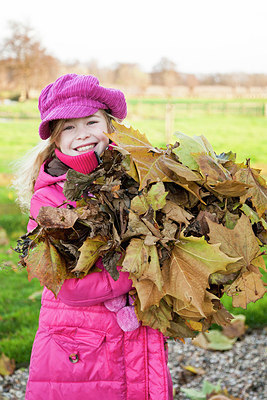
<box><xmin>15</xmin><ymin>122</ymin><xmax>267</xmax><ymax>339</ymax></box>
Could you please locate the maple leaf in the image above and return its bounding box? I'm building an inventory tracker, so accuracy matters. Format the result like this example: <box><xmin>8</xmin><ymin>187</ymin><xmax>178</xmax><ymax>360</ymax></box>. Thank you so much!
<box><xmin>108</xmin><ymin>120</ymin><xmax>154</xmax><ymax>148</ymax></box>
<box><xmin>240</xmin><ymin>203</ymin><xmax>267</xmax><ymax>228</ymax></box>
<box><xmin>129</xmin><ymin>274</ymin><xmax>164</xmax><ymax>311</ymax></box>
<box><xmin>172</xmin><ymin>291</ymin><xmax>218</xmax><ymax>320</ymax></box>
<box><xmin>210</xmin><ymin>180</ymin><xmax>252</xmax><ymax>197</ymax></box>
<box><xmin>225</xmin><ymin>270</ymin><xmax>266</xmax><ymax>309</ymax></box>
<box><xmin>161</xmin><ymin>220</ymin><xmax>178</xmax><ymax>240</ymax></box>
<box><xmin>122</xmin><ymin>210</ymin><xmax>151</xmax><ymax>240</ymax></box>
<box><xmin>114</xmin><ymin>146</ymin><xmax>140</xmax><ymax>183</ymax></box>
<box><xmin>216</xmin><ymin>150</ymin><xmax>237</xmax><ymax>163</ymax></box>
<box><xmin>186</xmin><ymin>320</ymin><xmax>203</xmax><ymax>332</ymax></box>
<box><xmin>63</xmin><ymin>169</ymin><xmax>94</xmax><ymax>200</ymax></box>
<box><xmin>108</xmin><ymin>123</ymin><xmax>205</xmax><ymax>201</ymax></box>
<box><xmin>36</xmin><ymin>206</ymin><xmax>78</xmax><ymax>229</ymax></box>
<box><xmin>207</xmin><ymin>215</ymin><xmax>266</xmax><ymax>307</ymax></box>
<box><xmin>159</xmin><ymin>154</ymin><xmax>202</xmax><ymax>182</ymax></box>
<box><xmin>222</xmin><ymin>314</ymin><xmax>247</xmax><ymax>338</ymax></box>
<box><xmin>131</xmin><ymin>181</ymin><xmax>167</xmax><ymax>215</ymax></box>
<box><xmin>173</xmin><ymin>132</ymin><xmax>217</xmax><ymax>170</ymax></box>
<box><xmin>101</xmin><ymin>250</ymin><xmax>121</xmax><ymax>281</ymax></box>
<box><xmin>162</xmin><ymin>236</ymin><xmax>239</xmax><ymax>317</ymax></box>
<box><xmin>209</xmin><ymin>271</ymin><xmax>239</xmax><ymax>285</ymax></box>
<box><xmin>106</xmin><ymin>122</ymin><xmax>168</xmax><ymax>189</ymax></box>
<box><xmin>0</xmin><ymin>353</ymin><xmax>15</xmax><ymax>376</ymax></box>
<box><xmin>210</xmin><ymin>305</ymin><xmax>234</xmax><ymax>327</ymax></box>
<box><xmin>122</xmin><ymin>238</ymin><xmax>163</xmax><ymax>290</ymax></box>
<box><xmin>135</xmin><ymin>296</ymin><xmax>172</xmax><ymax>334</ymax></box>
<box><xmin>158</xmin><ymin>155</ymin><xmax>205</xmax><ymax>202</ymax></box>
<box><xmin>224</xmin><ymin>210</ymin><xmax>240</xmax><ymax>230</ymax></box>
<box><xmin>162</xmin><ymin>200</ymin><xmax>193</xmax><ymax>226</ymax></box>
<box><xmin>192</xmin><ymin>153</ymin><xmax>231</xmax><ymax>185</ymax></box>
<box><xmin>26</xmin><ymin>234</ymin><xmax>71</xmax><ymax>297</ymax></box>
<box><xmin>207</xmin><ymin>214</ymin><xmax>266</xmax><ymax>273</ymax></box>
<box><xmin>236</xmin><ymin>164</ymin><xmax>267</xmax><ymax>218</ymax></box>
<box><xmin>192</xmin><ymin>330</ymin><xmax>237</xmax><ymax>351</ymax></box>
<box><xmin>165</xmin><ymin>316</ymin><xmax>198</xmax><ymax>338</ymax></box>
<box><xmin>71</xmin><ymin>236</ymin><xmax>108</xmax><ymax>275</ymax></box>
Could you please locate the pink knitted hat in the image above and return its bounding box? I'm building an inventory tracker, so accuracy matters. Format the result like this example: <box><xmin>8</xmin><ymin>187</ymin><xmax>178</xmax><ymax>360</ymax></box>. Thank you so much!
<box><xmin>38</xmin><ymin>74</ymin><xmax>127</xmax><ymax>140</ymax></box>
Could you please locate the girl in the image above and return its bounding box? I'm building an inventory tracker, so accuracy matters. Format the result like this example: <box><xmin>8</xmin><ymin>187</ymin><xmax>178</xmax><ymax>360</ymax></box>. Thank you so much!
<box><xmin>14</xmin><ymin>74</ymin><xmax>173</xmax><ymax>400</ymax></box>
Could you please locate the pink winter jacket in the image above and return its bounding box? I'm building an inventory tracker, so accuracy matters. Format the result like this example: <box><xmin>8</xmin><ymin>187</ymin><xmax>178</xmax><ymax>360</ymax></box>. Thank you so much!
<box><xmin>25</xmin><ymin>162</ymin><xmax>173</xmax><ymax>400</ymax></box>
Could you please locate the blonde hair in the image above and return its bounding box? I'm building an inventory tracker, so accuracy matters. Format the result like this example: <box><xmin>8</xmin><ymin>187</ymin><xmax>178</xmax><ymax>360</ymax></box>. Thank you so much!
<box><xmin>13</xmin><ymin>110</ymin><xmax>117</xmax><ymax>212</ymax></box>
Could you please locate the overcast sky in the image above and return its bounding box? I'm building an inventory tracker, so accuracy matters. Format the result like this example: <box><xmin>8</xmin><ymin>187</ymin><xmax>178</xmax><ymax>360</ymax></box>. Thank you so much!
<box><xmin>1</xmin><ymin>0</ymin><xmax>267</xmax><ymax>74</ymax></box>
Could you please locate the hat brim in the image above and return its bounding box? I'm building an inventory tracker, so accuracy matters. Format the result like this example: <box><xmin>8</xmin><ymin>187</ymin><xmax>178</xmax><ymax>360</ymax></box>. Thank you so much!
<box><xmin>39</xmin><ymin>104</ymin><xmax>107</xmax><ymax>140</ymax></box>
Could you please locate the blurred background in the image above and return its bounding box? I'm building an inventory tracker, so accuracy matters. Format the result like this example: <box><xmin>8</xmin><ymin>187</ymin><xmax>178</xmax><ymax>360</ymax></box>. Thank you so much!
<box><xmin>0</xmin><ymin>0</ymin><xmax>266</xmax><ymax>397</ymax></box>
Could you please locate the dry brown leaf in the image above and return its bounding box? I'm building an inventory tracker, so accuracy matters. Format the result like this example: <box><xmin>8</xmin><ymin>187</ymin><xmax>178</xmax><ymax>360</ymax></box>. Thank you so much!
<box><xmin>129</xmin><ymin>275</ymin><xmax>164</xmax><ymax>311</ymax></box>
<box><xmin>159</xmin><ymin>155</ymin><xmax>202</xmax><ymax>182</ymax></box>
<box><xmin>222</xmin><ymin>315</ymin><xmax>247</xmax><ymax>338</ymax></box>
<box><xmin>236</xmin><ymin>164</ymin><xmax>267</xmax><ymax>218</ymax></box>
<box><xmin>192</xmin><ymin>152</ymin><xmax>230</xmax><ymax>184</ymax></box>
<box><xmin>207</xmin><ymin>214</ymin><xmax>265</xmax><ymax>274</ymax></box>
<box><xmin>135</xmin><ymin>297</ymin><xmax>172</xmax><ymax>334</ymax></box>
<box><xmin>0</xmin><ymin>353</ymin><xmax>15</xmax><ymax>376</ymax></box>
<box><xmin>225</xmin><ymin>270</ymin><xmax>266</xmax><ymax>309</ymax></box>
<box><xmin>162</xmin><ymin>201</ymin><xmax>193</xmax><ymax>226</ymax></box>
<box><xmin>210</xmin><ymin>304</ymin><xmax>234</xmax><ymax>327</ymax></box>
<box><xmin>162</xmin><ymin>237</ymin><xmax>238</xmax><ymax>317</ymax></box>
<box><xmin>131</xmin><ymin>182</ymin><xmax>167</xmax><ymax>215</ymax></box>
<box><xmin>26</xmin><ymin>236</ymin><xmax>70</xmax><ymax>297</ymax></box>
<box><xmin>210</xmin><ymin>179</ymin><xmax>252</xmax><ymax>197</ymax></box>
<box><xmin>107</xmin><ymin>122</ymin><xmax>169</xmax><ymax>189</ymax></box>
<box><xmin>173</xmin><ymin>292</ymin><xmax>217</xmax><ymax>320</ymax></box>
<box><xmin>161</xmin><ymin>220</ymin><xmax>178</xmax><ymax>239</ymax></box>
<box><xmin>122</xmin><ymin>210</ymin><xmax>150</xmax><ymax>240</ymax></box>
<box><xmin>36</xmin><ymin>207</ymin><xmax>78</xmax><ymax>229</ymax></box>
<box><xmin>71</xmin><ymin>236</ymin><xmax>107</xmax><ymax>275</ymax></box>
<box><xmin>122</xmin><ymin>238</ymin><xmax>163</xmax><ymax>290</ymax></box>
<box><xmin>181</xmin><ymin>365</ymin><xmax>205</xmax><ymax>375</ymax></box>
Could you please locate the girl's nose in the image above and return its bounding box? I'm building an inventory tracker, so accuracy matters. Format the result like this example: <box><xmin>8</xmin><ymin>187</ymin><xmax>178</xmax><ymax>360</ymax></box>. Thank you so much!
<box><xmin>76</xmin><ymin>125</ymin><xmax>90</xmax><ymax>139</ymax></box>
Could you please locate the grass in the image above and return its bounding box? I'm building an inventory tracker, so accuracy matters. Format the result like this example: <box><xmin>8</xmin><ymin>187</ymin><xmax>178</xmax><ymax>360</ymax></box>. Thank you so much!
<box><xmin>0</xmin><ymin>99</ymin><xmax>39</xmax><ymax>119</ymax></box>
<box><xmin>0</xmin><ymin>99</ymin><xmax>266</xmax><ymax>366</ymax></box>
<box><xmin>0</xmin><ymin>119</ymin><xmax>39</xmax><ymax>174</ymax></box>
<box><xmin>0</xmin><ymin>243</ymin><xmax>41</xmax><ymax>367</ymax></box>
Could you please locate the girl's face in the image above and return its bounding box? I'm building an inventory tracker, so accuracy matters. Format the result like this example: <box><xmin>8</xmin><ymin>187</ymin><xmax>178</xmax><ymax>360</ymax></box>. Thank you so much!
<box><xmin>55</xmin><ymin>110</ymin><xmax>109</xmax><ymax>156</ymax></box>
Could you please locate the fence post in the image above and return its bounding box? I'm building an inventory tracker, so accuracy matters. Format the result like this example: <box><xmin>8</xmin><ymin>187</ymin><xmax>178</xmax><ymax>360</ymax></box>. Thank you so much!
<box><xmin>165</xmin><ymin>103</ymin><xmax>174</xmax><ymax>144</ymax></box>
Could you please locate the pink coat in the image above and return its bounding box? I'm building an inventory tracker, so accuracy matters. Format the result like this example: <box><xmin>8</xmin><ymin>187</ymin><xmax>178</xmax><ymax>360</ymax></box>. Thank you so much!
<box><xmin>25</xmin><ymin>162</ymin><xmax>173</xmax><ymax>400</ymax></box>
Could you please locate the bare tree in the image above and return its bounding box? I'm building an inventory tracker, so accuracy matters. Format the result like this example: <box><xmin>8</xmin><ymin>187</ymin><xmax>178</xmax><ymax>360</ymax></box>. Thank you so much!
<box><xmin>186</xmin><ymin>74</ymin><xmax>198</xmax><ymax>97</ymax></box>
<box><xmin>1</xmin><ymin>21</ymin><xmax>60</xmax><ymax>99</ymax></box>
<box><xmin>113</xmin><ymin>63</ymin><xmax>150</xmax><ymax>92</ymax></box>
<box><xmin>151</xmin><ymin>57</ymin><xmax>180</xmax><ymax>95</ymax></box>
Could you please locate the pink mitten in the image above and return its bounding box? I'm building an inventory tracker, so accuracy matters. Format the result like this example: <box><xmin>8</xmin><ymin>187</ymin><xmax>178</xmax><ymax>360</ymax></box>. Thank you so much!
<box><xmin>116</xmin><ymin>306</ymin><xmax>141</xmax><ymax>332</ymax></box>
<box><xmin>104</xmin><ymin>294</ymin><xmax>127</xmax><ymax>312</ymax></box>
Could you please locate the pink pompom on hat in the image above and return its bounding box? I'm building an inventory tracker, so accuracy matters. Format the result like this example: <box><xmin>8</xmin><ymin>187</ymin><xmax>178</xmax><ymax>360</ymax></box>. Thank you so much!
<box><xmin>38</xmin><ymin>74</ymin><xmax>127</xmax><ymax>140</ymax></box>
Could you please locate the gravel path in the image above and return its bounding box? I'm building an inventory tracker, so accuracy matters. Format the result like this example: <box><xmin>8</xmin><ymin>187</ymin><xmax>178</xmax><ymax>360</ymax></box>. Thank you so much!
<box><xmin>168</xmin><ymin>328</ymin><xmax>267</xmax><ymax>400</ymax></box>
<box><xmin>0</xmin><ymin>329</ymin><xmax>266</xmax><ymax>399</ymax></box>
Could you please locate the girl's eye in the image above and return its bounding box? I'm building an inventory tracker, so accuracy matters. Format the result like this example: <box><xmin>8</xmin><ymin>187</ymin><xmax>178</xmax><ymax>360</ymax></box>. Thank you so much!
<box><xmin>87</xmin><ymin>121</ymin><xmax>97</xmax><ymax>125</ymax></box>
<box><xmin>62</xmin><ymin>125</ymin><xmax>74</xmax><ymax>131</ymax></box>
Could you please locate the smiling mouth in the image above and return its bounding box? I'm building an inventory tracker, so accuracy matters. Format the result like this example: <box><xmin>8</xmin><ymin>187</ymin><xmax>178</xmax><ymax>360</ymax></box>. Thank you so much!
<box><xmin>75</xmin><ymin>144</ymin><xmax>96</xmax><ymax>152</ymax></box>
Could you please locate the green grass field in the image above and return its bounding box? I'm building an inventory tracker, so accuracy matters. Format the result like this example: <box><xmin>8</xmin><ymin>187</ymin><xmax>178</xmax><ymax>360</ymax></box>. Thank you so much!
<box><xmin>0</xmin><ymin>99</ymin><xmax>266</xmax><ymax>366</ymax></box>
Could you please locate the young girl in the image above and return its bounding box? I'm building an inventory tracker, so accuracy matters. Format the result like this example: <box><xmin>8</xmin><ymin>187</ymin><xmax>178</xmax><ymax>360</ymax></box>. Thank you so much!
<box><xmin>15</xmin><ymin>74</ymin><xmax>173</xmax><ymax>400</ymax></box>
